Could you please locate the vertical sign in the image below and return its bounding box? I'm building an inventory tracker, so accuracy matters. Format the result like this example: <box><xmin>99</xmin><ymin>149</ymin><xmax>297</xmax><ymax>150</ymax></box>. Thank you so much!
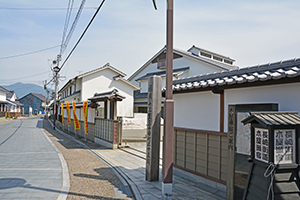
<box><xmin>226</xmin><ymin>105</ymin><xmax>236</xmax><ymax>200</ymax></box>
<box><xmin>72</xmin><ymin>101</ymin><xmax>80</xmax><ymax>129</ymax></box>
<box><xmin>66</xmin><ymin>102</ymin><xmax>71</xmax><ymax>127</ymax></box>
<box><xmin>146</xmin><ymin>76</ymin><xmax>162</xmax><ymax>182</ymax></box>
<box><xmin>255</xmin><ymin>128</ymin><xmax>269</xmax><ymax>163</ymax></box>
<box><xmin>274</xmin><ymin>129</ymin><xmax>295</xmax><ymax>164</ymax></box>
<box><xmin>83</xmin><ymin>101</ymin><xmax>89</xmax><ymax>135</ymax></box>
<box><xmin>61</xmin><ymin>103</ymin><xmax>64</xmax><ymax>126</ymax></box>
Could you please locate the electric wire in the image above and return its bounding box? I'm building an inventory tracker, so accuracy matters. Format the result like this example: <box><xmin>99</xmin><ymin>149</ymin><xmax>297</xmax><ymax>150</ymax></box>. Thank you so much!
<box><xmin>60</xmin><ymin>0</ymin><xmax>74</xmax><ymax>56</ymax></box>
<box><xmin>0</xmin><ymin>71</ymin><xmax>50</xmax><ymax>81</ymax></box>
<box><xmin>60</xmin><ymin>0</ymin><xmax>86</xmax><ymax>56</ymax></box>
<box><xmin>0</xmin><ymin>45</ymin><xmax>60</xmax><ymax>60</ymax></box>
<box><xmin>59</xmin><ymin>0</ymin><xmax>106</xmax><ymax>72</ymax></box>
<box><xmin>0</xmin><ymin>7</ymin><xmax>97</xmax><ymax>11</ymax></box>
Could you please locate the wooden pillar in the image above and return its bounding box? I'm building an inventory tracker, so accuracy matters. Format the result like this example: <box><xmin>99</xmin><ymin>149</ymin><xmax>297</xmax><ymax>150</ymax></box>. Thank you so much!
<box><xmin>113</xmin><ymin>100</ymin><xmax>117</xmax><ymax>120</ymax></box>
<box><xmin>104</xmin><ymin>100</ymin><xmax>107</xmax><ymax>119</ymax></box>
<box><xmin>220</xmin><ymin>92</ymin><xmax>224</xmax><ymax>132</ymax></box>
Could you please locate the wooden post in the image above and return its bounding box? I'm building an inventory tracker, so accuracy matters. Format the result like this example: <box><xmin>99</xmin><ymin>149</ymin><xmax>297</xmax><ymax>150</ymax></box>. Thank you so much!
<box><xmin>146</xmin><ymin>75</ymin><xmax>162</xmax><ymax>181</ymax></box>
<box><xmin>162</xmin><ymin>1</ymin><xmax>174</xmax><ymax>199</ymax></box>
<box><xmin>226</xmin><ymin>105</ymin><xmax>236</xmax><ymax>200</ymax></box>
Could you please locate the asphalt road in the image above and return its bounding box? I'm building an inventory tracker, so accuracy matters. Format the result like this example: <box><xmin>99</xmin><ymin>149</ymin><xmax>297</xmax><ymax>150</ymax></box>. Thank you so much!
<box><xmin>0</xmin><ymin>116</ymin><xmax>65</xmax><ymax>199</ymax></box>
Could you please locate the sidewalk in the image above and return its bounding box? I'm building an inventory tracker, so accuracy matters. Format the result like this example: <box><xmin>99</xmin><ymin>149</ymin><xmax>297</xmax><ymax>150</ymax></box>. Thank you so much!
<box><xmin>51</xmin><ymin>120</ymin><xmax>226</xmax><ymax>200</ymax></box>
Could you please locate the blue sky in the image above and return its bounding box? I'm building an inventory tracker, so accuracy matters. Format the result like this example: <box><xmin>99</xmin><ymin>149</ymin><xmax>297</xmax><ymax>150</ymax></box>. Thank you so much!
<box><xmin>0</xmin><ymin>0</ymin><xmax>299</xmax><ymax>89</ymax></box>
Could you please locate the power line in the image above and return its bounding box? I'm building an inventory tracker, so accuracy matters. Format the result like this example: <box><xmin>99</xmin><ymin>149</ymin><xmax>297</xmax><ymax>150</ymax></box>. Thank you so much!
<box><xmin>60</xmin><ymin>0</ymin><xmax>75</xmax><ymax>55</ymax></box>
<box><xmin>60</xmin><ymin>0</ymin><xmax>86</xmax><ymax>56</ymax></box>
<box><xmin>0</xmin><ymin>71</ymin><xmax>50</xmax><ymax>81</ymax></box>
<box><xmin>59</xmin><ymin>0</ymin><xmax>106</xmax><ymax>71</ymax></box>
<box><xmin>0</xmin><ymin>7</ymin><xmax>97</xmax><ymax>11</ymax></box>
<box><xmin>0</xmin><ymin>45</ymin><xmax>60</xmax><ymax>60</ymax></box>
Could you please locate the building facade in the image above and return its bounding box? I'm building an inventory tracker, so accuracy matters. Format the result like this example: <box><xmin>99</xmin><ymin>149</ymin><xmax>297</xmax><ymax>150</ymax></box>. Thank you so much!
<box><xmin>128</xmin><ymin>45</ymin><xmax>238</xmax><ymax>113</ymax></box>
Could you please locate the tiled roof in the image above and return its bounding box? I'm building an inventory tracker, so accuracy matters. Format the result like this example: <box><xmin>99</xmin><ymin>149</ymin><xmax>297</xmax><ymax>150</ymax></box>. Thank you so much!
<box><xmin>165</xmin><ymin>58</ymin><xmax>300</xmax><ymax>93</ymax></box>
<box><xmin>242</xmin><ymin>112</ymin><xmax>300</xmax><ymax>126</ymax></box>
<box><xmin>134</xmin><ymin>90</ymin><xmax>148</xmax><ymax>99</ymax></box>
<box><xmin>31</xmin><ymin>93</ymin><xmax>46</xmax><ymax>101</ymax></box>
<box><xmin>128</xmin><ymin>45</ymin><xmax>238</xmax><ymax>81</ymax></box>
<box><xmin>136</xmin><ymin>67</ymin><xmax>190</xmax><ymax>81</ymax></box>
<box><xmin>59</xmin><ymin>90</ymin><xmax>81</xmax><ymax>101</ymax></box>
<box><xmin>0</xmin><ymin>86</ymin><xmax>9</xmax><ymax>93</ymax></box>
<box><xmin>59</xmin><ymin>63</ymin><xmax>128</xmax><ymax>93</ymax></box>
<box><xmin>173</xmin><ymin>48</ymin><xmax>237</xmax><ymax>71</ymax></box>
<box><xmin>6</xmin><ymin>91</ymin><xmax>14</xmax><ymax>99</ymax></box>
<box><xmin>89</xmin><ymin>89</ymin><xmax>125</xmax><ymax>102</ymax></box>
<box><xmin>77</xmin><ymin>63</ymin><xmax>126</xmax><ymax>79</ymax></box>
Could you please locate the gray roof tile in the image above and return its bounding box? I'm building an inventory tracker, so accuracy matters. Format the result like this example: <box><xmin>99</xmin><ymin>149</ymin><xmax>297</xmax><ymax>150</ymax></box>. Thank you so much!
<box><xmin>242</xmin><ymin>112</ymin><xmax>300</xmax><ymax>126</ymax></box>
<box><xmin>166</xmin><ymin>58</ymin><xmax>300</xmax><ymax>93</ymax></box>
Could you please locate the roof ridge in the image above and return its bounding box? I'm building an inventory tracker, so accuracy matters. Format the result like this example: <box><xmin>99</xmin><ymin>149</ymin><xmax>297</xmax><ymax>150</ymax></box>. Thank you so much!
<box><xmin>174</xmin><ymin>58</ymin><xmax>300</xmax><ymax>85</ymax></box>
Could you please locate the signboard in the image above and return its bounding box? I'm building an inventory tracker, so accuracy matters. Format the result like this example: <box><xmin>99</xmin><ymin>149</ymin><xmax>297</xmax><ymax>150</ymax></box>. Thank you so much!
<box><xmin>61</xmin><ymin>103</ymin><xmax>64</xmax><ymax>126</ymax></box>
<box><xmin>274</xmin><ymin>129</ymin><xmax>296</xmax><ymax>164</ymax></box>
<box><xmin>255</xmin><ymin>128</ymin><xmax>269</xmax><ymax>163</ymax></box>
<box><xmin>66</xmin><ymin>102</ymin><xmax>71</xmax><ymax>127</ymax></box>
<box><xmin>236</xmin><ymin>112</ymin><xmax>251</xmax><ymax>155</ymax></box>
<box><xmin>83</xmin><ymin>101</ymin><xmax>89</xmax><ymax>135</ymax></box>
<box><xmin>72</xmin><ymin>101</ymin><xmax>80</xmax><ymax>129</ymax></box>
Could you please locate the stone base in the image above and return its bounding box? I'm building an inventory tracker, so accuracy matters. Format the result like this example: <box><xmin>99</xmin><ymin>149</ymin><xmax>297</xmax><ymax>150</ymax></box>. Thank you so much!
<box><xmin>162</xmin><ymin>182</ymin><xmax>172</xmax><ymax>200</ymax></box>
<box><xmin>95</xmin><ymin>137</ymin><xmax>118</xmax><ymax>149</ymax></box>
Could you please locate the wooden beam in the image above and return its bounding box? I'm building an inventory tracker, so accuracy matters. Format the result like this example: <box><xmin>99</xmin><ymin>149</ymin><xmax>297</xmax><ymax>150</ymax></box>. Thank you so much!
<box><xmin>220</xmin><ymin>92</ymin><xmax>224</xmax><ymax>132</ymax></box>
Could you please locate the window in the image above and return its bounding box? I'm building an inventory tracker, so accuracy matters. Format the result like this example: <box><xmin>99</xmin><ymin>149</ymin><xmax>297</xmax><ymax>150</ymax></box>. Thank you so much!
<box><xmin>224</xmin><ymin>59</ymin><xmax>233</xmax><ymax>65</ymax></box>
<box><xmin>70</xmin><ymin>86</ymin><xmax>72</xmax><ymax>95</ymax></box>
<box><xmin>213</xmin><ymin>56</ymin><xmax>223</xmax><ymax>62</ymax></box>
<box><xmin>200</xmin><ymin>52</ymin><xmax>212</xmax><ymax>58</ymax></box>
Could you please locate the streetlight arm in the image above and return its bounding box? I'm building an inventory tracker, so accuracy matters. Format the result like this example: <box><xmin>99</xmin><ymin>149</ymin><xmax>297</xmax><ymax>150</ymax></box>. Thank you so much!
<box><xmin>152</xmin><ymin>0</ymin><xmax>157</xmax><ymax>10</ymax></box>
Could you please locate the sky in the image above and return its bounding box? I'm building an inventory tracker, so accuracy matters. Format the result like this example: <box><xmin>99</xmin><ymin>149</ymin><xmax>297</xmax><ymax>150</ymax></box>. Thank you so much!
<box><xmin>0</xmin><ymin>0</ymin><xmax>299</xmax><ymax>90</ymax></box>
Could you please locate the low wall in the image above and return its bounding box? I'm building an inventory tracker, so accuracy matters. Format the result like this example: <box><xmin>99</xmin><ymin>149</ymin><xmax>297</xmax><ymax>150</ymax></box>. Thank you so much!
<box><xmin>174</xmin><ymin>127</ymin><xmax>228</xmax><ymax>185</ymax></box>
<box><xmin>56</xmin><ymin>115</ymin><xmax>120</xmax><ymax>149</ymax></box>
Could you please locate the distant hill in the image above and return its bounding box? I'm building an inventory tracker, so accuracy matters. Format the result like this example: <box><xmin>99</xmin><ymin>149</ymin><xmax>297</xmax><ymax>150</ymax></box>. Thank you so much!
<box><xmin>3</xmin><ymin>82</ymin><xmax>51</xmax><ymax>99</ymax></box>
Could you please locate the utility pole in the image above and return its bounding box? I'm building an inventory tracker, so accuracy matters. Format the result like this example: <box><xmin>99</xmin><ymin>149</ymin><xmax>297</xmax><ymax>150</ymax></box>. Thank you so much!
<box><xmin>162</xmin><ymin>0</ymin><xmax>174</xmax><ymax>199</ymax></box>
<box><xmin>53</xmin><ymin>55</ymin><xmax>61</xmax><ymax>129</ymax></box>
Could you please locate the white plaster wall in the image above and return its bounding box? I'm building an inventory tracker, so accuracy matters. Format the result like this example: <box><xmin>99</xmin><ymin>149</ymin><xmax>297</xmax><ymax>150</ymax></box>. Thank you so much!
<box><xmin>81</xmin><ymin>69</ymin><xmax>119</xmax><ymax>101</ymax></box>
<box><xmin>173</xmin><ymin>82</ymin><xmax>300</xmax><ymax>132</ymax></box>
<box><xmin>0</xmin><ymin>91</ymin><xmax>6</xmax><ymax>101</ymax></box>
<box><xmin>224</xmin><ymin>83</ymin><xmax>300</xmax><ymax>132</ymax></box>
<box><xmin>174</xmin><ymin>91</ymin><xmax>220</xmax><ymax>131</ymax></box>
<box><xmin>112</xmin><ymin>80</ymin><xmax>135</xmax><ymax>117</ymax></box>
<box><xmin>81</xmin><ymin>68</ymin><xmax>135</xmax><ymax>117</ymax></box>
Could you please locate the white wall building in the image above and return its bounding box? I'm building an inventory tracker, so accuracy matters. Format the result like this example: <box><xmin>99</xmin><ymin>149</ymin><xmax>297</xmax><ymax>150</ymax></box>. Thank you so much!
<box><xmin>128</xmin><ymin>45</ymin><xmax>238</xmax><ymax>113</ymax></box>
<box><xmin>167</xmin><ymin>58</ymin><xmax>300</xmax><ymax>154</ymax></box>
<box><xmin>58</xmin><ymin>63</ymin><xmax>140</xmax><ymax>121</ymax></box>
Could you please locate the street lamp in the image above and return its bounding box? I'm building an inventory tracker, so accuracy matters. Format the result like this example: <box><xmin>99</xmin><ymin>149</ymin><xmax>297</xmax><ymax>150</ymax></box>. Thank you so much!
<box><xmin>53</xmin><ymin>66</ymin><xmax>60</xmax><ymax>129</ymax></box>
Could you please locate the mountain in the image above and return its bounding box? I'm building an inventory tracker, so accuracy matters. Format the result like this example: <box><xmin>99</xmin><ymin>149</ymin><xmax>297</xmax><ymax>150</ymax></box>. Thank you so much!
<box><xmin>3</xmin><ymin>82</ymin><xmax>50</xmax><ymax>99</ymax></box>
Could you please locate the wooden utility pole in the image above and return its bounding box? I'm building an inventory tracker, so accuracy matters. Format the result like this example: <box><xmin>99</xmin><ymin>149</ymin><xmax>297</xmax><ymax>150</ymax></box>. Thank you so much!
<box><xmin>162</xmin><ymin>0</ymin><xmax>174</xmax><ymax>199</ymax></box>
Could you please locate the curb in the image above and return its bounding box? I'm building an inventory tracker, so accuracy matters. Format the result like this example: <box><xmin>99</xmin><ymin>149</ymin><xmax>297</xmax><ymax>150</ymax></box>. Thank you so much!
<box><xmin>41</xmin><ymin>121</ymin><xmax>70</xmax><ymax>200</ymax></box>
<box><xmin>47</xmin><ymin>119</ymin><xmax>141</xmax><ymax>200</ymax></box>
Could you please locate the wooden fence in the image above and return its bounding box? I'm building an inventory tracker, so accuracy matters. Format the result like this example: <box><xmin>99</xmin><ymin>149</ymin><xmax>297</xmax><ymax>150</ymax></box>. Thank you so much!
<box><xmin>174</xmin><ymin>127</ymin><xmax>228</xmax><ymax>184</ymax></box>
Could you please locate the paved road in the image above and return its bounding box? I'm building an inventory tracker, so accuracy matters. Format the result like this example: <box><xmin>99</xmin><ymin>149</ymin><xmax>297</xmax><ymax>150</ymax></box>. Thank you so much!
<box><xmin>0</xmin><ymin>117</ymin><xmax>67</xmax><ymax>199</ymax></box>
